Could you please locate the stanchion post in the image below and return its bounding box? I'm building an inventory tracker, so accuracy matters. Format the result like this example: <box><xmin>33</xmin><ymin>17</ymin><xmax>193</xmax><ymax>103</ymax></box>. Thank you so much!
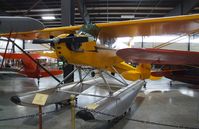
<box><xmin>38</xmin><ymin>105</ymin><xmax>42</xmax><ymax>129</ymax></box>
<box><xmin>32</xmin><ymin>93</ymin><xmax>48</xmax><ymax>129</ymax></box>
<box><xmin>70</xmin><ymin>95</ymin><xmax>76</xmax><ymax>129</ymax></box>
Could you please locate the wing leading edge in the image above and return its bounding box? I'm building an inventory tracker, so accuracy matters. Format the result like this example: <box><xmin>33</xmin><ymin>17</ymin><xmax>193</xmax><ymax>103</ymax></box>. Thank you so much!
<box><xmin>0</xmin><ymin>14</ymin><xmax>199</xmax><ymax>40</ymax></box>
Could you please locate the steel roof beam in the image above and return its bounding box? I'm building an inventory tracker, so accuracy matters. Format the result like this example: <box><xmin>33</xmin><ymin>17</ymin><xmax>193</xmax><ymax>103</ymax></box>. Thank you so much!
<box><xmin>166</xmin><ymin>0</ymin><xmax>199</xmax><ymax>16</ymax></box>
<box><xmin>77</xmin><ymin>0</ymin><xmax>91</xmax><ymax>24</ymax></box>
<box><xmin>61</xmin><ymin>0</ymin><xmax>74</xmax><ymax>26</ymax></box>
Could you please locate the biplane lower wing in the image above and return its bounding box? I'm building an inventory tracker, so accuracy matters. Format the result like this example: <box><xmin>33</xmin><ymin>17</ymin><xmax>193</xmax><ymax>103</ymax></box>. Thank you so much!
<box><xmin>0</xmin><ymin>53</ymin><xmax>40</xmax><ymax>59</ymax></box>
<box><xmin>116</xmin><ymin>48</ymin><xmax>199</xmax><ymax>65</ymax></box>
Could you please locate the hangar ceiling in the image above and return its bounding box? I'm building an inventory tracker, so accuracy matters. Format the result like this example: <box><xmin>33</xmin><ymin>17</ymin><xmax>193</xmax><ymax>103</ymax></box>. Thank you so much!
<box><xmin>0</xmin><ymin>0</ymin><xmax>199</xmax><ymax>27</ymax></box>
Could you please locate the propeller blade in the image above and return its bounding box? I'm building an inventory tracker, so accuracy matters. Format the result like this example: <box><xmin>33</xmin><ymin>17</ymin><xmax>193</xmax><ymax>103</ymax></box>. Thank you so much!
<box><xmin>32</xmin><ymin>38</ymin><xmax>55</xmax><ymax>44</ymax></box>
<box><xmin>33</xmin><ymin>36</ymin><xmax>88</xmax><ymax>44</ymax></box>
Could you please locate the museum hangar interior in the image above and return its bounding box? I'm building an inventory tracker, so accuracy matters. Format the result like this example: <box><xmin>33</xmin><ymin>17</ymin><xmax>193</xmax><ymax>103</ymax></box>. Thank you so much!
<box><xmin>0</xmin><ymin>0</ymin><xmax>199</xmax><ymax>129</ymax></box>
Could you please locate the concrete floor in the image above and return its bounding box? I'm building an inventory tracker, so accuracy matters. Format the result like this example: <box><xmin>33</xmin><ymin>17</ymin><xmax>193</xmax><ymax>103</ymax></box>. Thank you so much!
<box><xmin>0</xmin><ymin>75</ymin><xmax>199</xmax><ymax>129</ymax></box>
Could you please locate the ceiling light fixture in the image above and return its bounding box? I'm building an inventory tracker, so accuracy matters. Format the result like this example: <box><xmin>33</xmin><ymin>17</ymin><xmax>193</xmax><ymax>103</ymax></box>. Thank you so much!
<box><xmin>41</xmin><ymin>16</ymin><xmax>56</xmax><ymax>20</ymax></box>
<box><xmin>121</xmin><ymin>15</ymin><xmax>135</xmax><ymax>19</ymax></box>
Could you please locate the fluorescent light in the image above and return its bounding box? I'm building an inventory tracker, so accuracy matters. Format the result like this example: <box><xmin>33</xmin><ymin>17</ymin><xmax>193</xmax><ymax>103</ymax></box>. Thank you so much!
<box><xmin>121</xmin><ymin>15</ymin><xmax>135</xmax><ymax>19</ymax></box>
<box><xmin>41</xmin><ymin>16</ymin><xmax>56</xmax><ymax>20</ymax></box>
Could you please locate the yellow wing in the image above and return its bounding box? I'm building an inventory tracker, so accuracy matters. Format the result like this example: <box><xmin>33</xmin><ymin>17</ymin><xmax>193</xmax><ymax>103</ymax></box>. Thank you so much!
<box><xmin>97</xmin><ymin>14</ymin><xmax>199</xmax><ymax>40</ymax></box>
<box><xmin>0</xmin><ymin>14</ymin><xmax>199</xmax><ymax>40</ymax></box>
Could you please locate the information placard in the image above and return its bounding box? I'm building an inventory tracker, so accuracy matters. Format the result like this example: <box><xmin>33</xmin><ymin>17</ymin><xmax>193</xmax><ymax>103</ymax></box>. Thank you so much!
<box><xmin>32</xmin><ymin>93</ymin><xmax>48</xmax><ymax>106</ymax></box>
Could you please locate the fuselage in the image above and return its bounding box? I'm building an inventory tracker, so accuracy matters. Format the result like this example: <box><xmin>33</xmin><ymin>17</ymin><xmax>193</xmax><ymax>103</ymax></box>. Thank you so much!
<box><xmin>53</xmin><ymin>34</ymin><xmax>151</xmax><ymax>81</ymax></box>
<box><xmin>54</xmin><ymin>34</ymin><xmax>130</xmax><ymax>72</ymax></box>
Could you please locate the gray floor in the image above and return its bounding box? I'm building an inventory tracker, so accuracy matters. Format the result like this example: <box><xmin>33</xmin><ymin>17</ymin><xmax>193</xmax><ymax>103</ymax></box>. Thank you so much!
<box><xmin>0</xmin><ymin>75</ymin><xmax>199</xmax><ymax>129</ymax></box>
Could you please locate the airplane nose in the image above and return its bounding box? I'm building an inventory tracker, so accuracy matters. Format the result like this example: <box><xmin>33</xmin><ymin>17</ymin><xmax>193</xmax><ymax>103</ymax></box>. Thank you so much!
<box><xmin>76</xmin><ymin>110</ymin><xmax>95</xmax><ymax>121</ymax></box>
<box><xmin>10</xmin><ymin>96</ymin><xmax>21</xmax><ymax>105</ymax></box>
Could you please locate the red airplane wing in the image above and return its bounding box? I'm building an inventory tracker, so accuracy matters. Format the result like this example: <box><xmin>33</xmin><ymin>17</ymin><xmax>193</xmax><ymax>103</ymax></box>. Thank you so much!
<box><xmin>0</xmin><ymin>53</ymin><xmax>40</xmax><ymax>59</ymax></box>
<box><xmin>151</xmin><ymin>69</ymin><xmax>186</xmax><ymax>77</ymax></box>
<box><xmin>39</xmin><ymin>69</ymin><xmax>63</xmax><ymax>78</ymax></box>
<box><xmin>116</xmin><ymin>48</ymin><xmax>199</xmax><ymax>65</ymax></box>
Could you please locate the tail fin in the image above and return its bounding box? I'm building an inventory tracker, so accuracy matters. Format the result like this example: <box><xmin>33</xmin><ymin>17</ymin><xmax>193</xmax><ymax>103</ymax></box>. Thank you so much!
<box><xmin>136</xmin><ymin>64</ymin><xmax>151</xmax><ymax>80</ymax></box>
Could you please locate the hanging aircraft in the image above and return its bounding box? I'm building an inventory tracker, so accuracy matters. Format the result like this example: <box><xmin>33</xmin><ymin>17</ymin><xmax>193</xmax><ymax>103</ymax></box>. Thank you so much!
<box><xmin>0</xmin><ymin>52</ymin><xmax>63</xmax><ymax>84</ymax></box>
<box><xmin>116</xmin><ymin>48</ymin><xmax>199</xmax><ymax>85</ymax></box>
<box><xmin>0</xmin><ymin>14</ymin><xmax>199</xmax><ymax>121</ymax></box>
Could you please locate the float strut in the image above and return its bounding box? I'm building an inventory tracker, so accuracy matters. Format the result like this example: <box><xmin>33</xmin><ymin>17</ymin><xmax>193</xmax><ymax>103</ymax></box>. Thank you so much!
<box><xmin>70</xmin><ymin>95</ymin><xmax>76</xmax><ymax>129</ymax></box>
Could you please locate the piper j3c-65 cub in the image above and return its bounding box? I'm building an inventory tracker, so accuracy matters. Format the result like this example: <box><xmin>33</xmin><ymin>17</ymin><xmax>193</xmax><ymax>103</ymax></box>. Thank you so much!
<box><xmin>1</xmin><ymin>14</ymin><xmax>199</xmax><ymax>121</ymax></box>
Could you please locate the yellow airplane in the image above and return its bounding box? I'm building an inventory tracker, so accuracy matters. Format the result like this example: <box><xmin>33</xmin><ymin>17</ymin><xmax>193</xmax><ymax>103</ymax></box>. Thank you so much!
<box><xmin>1</xmin><ymin>14</ymin><xmax>199</xmax><ymax>82</ymax></box>
<box><xmin>2</xmin><ymin>14</ymin><xmax>199</xmax><ymax>121</ymax></box>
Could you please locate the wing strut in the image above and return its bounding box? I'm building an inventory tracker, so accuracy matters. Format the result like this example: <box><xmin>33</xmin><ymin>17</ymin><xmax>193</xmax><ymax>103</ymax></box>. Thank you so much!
<box><xmin>0</xmin><ymin>31</ymin><xmax>12</xmax><ymax>68</ymax></box>
<box><xmin>56</xmin><ymin>68</ymin><xmax>78</xmax><ymax>88</ymax></box>
<box><xmin>111</xmin><ymin>66</ymin><xmax>128</xmax><ymax>86</ymax></box>
<box><xmin>99</xmin><ymin>70</ymin><xmax>113</xmax><ymax>95</ymax></box>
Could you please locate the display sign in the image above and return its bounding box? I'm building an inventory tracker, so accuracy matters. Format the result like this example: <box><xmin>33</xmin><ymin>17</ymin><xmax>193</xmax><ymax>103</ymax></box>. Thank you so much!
<box><xmin>32</xmin><ymin>93</ymin><xmax>48</xmax><ymax>106</ymax></box>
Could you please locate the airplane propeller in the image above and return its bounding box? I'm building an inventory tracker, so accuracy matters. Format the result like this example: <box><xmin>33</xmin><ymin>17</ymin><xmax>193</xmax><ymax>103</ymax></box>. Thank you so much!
<box><xmin>33</xmin><ymin>35</ymin><xmax>89</xmax><ymax>51</ymax></box>
<box><xmin>33</xmin><ymin>35</ymin><xmax>88</xmax><ymax>44</ymax></box>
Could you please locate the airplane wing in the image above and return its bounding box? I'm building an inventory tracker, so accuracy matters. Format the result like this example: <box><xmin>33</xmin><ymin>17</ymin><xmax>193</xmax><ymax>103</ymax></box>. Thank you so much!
<box><xmin>97</xmin><ymin>14</ymin><xmax>199</xmax><ymax>40</ymax></box>
<box><xmin>116</xmin><ymin>48</ymin><xmax>199</xmax><ymax>65</ymax></box>
<box><xmin>0</xmin><ymin>16</ymin><xmax>44</xmax><ymax>39</ymax></box>
<box><xmin>0</xmin><ymin>14</ymin><xmax>199</xmax><ymax>40</ymax></box>
<box><xmin>0</xmin><ymin>53</ymin><xmax>40</xmax><ymax>59</ymax></box>
<box><xmin>151</xmin><ymin>69</ymin><xmax>188</xmax><ymax>77</ymax></box>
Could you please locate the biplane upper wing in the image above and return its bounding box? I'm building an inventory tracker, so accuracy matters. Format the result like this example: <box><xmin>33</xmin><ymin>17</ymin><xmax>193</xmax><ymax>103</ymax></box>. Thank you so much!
<box><xmin>116</xmin><ymin>48</ymin><xmax>199</xmax><ymax>65</ymax></box>
<box><xmin>0</xmin><ymin>14</ymin><xmax>199</xmax><ymax>40</ymax></box>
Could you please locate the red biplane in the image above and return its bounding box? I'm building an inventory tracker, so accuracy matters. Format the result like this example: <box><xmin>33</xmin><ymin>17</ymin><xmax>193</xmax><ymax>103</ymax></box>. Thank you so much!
<box><xmin>0</xmin><ymin>53</ymin><xmax>63</xmax><ymax>84</ymax></box>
